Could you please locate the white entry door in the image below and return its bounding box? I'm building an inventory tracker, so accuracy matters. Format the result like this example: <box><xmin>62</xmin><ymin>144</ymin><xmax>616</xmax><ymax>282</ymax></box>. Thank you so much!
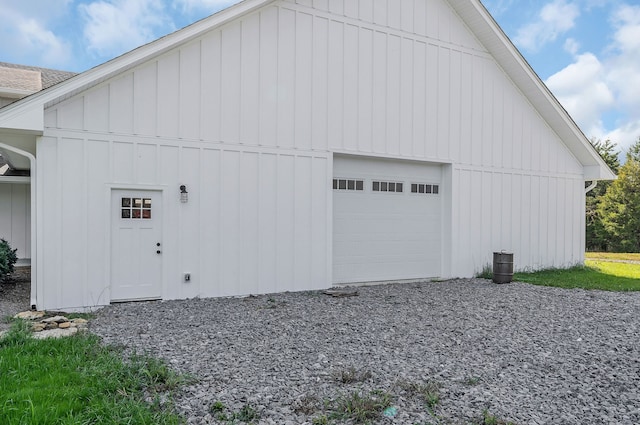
<box><xmin>111</xmin><ymin>190</ymin><xmax>163</xmax><ymax>301</ymax></box>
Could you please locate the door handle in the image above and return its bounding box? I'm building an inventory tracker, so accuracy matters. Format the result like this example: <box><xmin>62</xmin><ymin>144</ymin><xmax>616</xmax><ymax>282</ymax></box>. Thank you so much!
<box><xmin>157</xmin><ymin>250</ymin><xmax>161</xmax><ymax>254</ymax></box>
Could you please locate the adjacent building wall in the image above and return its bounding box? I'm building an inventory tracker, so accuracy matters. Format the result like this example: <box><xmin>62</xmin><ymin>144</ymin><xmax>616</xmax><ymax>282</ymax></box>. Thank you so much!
<box><xmin>0</xmin><ymin>182</ymin><xmax>30</xmax><ymax>260</ymax></box>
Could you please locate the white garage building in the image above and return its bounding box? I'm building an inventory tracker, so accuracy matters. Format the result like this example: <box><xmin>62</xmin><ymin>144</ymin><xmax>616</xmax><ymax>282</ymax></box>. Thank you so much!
<box><xmin>0</xmin><ymin>0</ymin><xmax>614</xmax><ymax>311</ymax></box>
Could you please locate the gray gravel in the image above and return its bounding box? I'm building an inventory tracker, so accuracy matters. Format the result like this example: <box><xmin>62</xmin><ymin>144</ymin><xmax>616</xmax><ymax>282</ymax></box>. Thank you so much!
<box><xmin>87</xmin><ymin>279</ymin><xmax>640</xmax><ymax>424</ymax></box>
<box><xmin>0</xmin><ymin>270</ymin><xmax>31</xmax><ymax>333</ymax></box>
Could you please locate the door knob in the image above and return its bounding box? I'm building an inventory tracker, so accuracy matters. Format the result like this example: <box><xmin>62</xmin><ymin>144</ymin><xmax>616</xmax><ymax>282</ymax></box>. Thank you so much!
<box><xmin>156</xmin><ymin>242</ymin><xmax>161</xmax><ymax>247</ymax></box>
<box><xmin>156</xmin><ymin>250</ymin><xmax>161</xmax><ymax>254</ymax></box>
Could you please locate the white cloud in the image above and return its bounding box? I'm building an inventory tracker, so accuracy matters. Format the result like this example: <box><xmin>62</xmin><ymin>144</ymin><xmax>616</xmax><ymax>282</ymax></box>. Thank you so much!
<box><xmin>604</xmin><ymin>4</ymin><xmax>640</xmax><ymax>152</ymax></box>
<box><xmin>607</xmin><ymin>4</ymin><xmax>640</xmax><ymax>111</ymax></box>
<box><xmin>611</xmin><ymin>3</ymin><xmax>640</xmax><ymax>45</ymax></box>
<box><xmin>514</xmin><ymin>0</ymin><xmax>580</xmax><ymax>51</ymax></box>
<box><xmin>174</xmin><ymin>0</ymin><xmax>240</xmax><ymax>13</ymax></box>
<box><xmin>0</xmin><ymin>0</ymin><xmax>73</xmax><ymax>22</ymax></box>
<box><xmin>545</xmin><ymin>3</ymin><xmax>640</xmax><ymax>153</ymax></box>
<box><xmin>481</xmin><ymin>0</ymin><xmax>517</xmax><ymax>17</ymax></box>
<box><xmin>546</xmin><ymin>52</ymin><xmax>614</xmax><ymax>138</ymax></box>
<box><xmin>605</xmin><ymin>122</ymin><xmax>640</xmax><ymax>154</ymax></box>
<box><xmin>79</xmin><ymin>0</ymin><xmax>173</xmax><ymax>59</ymax></box>
<box><xmin>0</xmin><ymin>0</ymin><xmax>73</xmax><ymax>68</ymax></box>
<box><xmin>563</xmin><ymin>38</ymin><xmax>580</xmax><ymax>55</ymax></box>
<box><xmin>17</xmin><ymin>19</ymin><xmax>72</xmax><ymax>67</ymax></box>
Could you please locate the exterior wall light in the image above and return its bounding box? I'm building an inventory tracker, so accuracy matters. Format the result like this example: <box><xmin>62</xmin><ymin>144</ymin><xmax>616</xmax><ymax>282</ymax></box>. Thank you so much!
<box><xmin>180</xmin><ymin>185</ymin><xmax>188</xmax><ymax>203</ymax></box>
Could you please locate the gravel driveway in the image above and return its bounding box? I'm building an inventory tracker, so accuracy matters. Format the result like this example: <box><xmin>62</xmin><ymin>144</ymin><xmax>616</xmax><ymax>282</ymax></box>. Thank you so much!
<box><xmin>86</xmin><ymin>279</ymin><xmax>640</xmax><ymax>425</ymax></box>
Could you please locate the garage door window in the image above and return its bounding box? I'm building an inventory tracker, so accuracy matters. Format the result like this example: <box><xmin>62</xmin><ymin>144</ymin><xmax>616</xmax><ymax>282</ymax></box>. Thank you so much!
<box><xmin>333</xmin><ymin>178</ymin><xmax>364</xmax><ymax>191</ymax></box>
<box><xmin>372</xmin><ymin>181</ymin><xmax>403</xmax><ymax>192</ymax></box>
<box><xmin>411</xmin><ymin>183</ymin><xmax>439</xmax><ymax>194</ymax></box>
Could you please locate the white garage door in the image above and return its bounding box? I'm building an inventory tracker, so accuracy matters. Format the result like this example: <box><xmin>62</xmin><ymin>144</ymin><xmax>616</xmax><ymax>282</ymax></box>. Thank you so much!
<box><xmin>333</xmin><ymin>156</ymin><xmax>442</xmax><ymax>284</ymax></box>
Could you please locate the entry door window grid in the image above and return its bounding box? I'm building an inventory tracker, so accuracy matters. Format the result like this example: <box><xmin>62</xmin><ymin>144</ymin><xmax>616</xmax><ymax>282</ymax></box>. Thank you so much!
<box><xmin>411</xmin><ymin>183</ymin><xmax>439</xmax><ymax>195</ymax></box>
<box><xmin>121</xmin><ymin>197</ymin><xmax>152</xmax><ymax>219</ymax></box>
<box><xmin>333</xmin><ymin>178</ymin><xmax>364</xmax><ymax>191</ymax></box>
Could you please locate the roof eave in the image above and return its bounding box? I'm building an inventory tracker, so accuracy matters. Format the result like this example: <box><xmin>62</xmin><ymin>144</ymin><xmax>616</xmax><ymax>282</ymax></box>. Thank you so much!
<box><xmin>585</xmin><ymin>165</ymin><xmax>616</xmax><ymax>181</ymax></box>
<box><xmin>0</xmin><ymin>0</ymin><xmax>274</xmax><ymax>129</ymax></box>
<box><xmin>0</xmin><ymin>104</ymin><xmax>44</xmax><ymax>134</ymax></box>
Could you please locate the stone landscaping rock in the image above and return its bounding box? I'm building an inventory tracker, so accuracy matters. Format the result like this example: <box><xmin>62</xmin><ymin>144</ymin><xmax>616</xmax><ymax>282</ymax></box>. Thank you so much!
<box><xmin>31</xmin><ymin>323</ymin><xmax>46</xmax><ymax>332</ymax></box>
<box><xmin>42</xmin><ymin>315</ymin><xmax>69</xmax><ymax>323</ymax></box>
<box><xmin>14</xmin><ymin>310</ymin><xmax>45</xmax><ymax>320</ymax></box>
<box><xmin>32</xmin><ymin>327</ymin><xmax>78</xmax><ymax>340</ymax></box>
<box><xmin>71</xmin><ymin>318</ymin><xmax>88</xmax><ymax>329</ymax></box>
<box><xmin>323</xmin><ymin>288</ymin><xmax>359</xmax><ymax>297</ymax></box>
<box><xmin>8</xmin><ymin>311</ymin><xmax>89</xmax><ymax>339</ymax></box>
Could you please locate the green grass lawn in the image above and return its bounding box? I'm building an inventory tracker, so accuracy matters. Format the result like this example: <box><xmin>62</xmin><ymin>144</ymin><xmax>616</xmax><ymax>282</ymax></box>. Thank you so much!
<box><xmin>514</xmin><ymin>255</ymin><xmax>640</xmax><ymax>291</ymax></box>
<box><xmin>0</xmin><ymin>321</ymin><xmax>186</xmax><ymax>425</ymax></box>
<box><xmin>585</xmin><ymin>252</ymin><xmax>640</xmax><ymax>262</ymax></box>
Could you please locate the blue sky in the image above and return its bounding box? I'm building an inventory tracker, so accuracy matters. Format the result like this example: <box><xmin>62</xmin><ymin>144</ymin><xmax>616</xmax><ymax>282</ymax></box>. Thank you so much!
<box><xmin>483</xmin><ymin>0</ymin><xmax>640</xmax><ymax>156</ymax></box>
<box><xmin>1</xmin><ymin>0</ymin><xmax>639</xmax><ymax>154</ymax></box>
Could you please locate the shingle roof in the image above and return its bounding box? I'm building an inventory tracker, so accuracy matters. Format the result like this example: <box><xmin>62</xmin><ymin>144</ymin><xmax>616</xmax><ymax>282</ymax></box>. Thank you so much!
<box><xmin>0</xmin><ymin>66</ymin><xmax>41</xmax><ymax>92</ymax></box>
<box><xmin>0</xmin><ymin>62</ymin><xmax>76</xmax><ymax>90</ymax></box>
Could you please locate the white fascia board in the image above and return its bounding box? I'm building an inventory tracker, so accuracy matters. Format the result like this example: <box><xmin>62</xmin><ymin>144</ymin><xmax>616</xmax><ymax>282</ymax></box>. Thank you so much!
<box><xmin>0</xmin><ymin>175</ymin><xmax>30</xmax><ymax>184</ymax></box>
<box><xmin>0</xmin><ymin>102</ymin><xmax>44</xmax><ymax>134</ymax></box>
<box><xmin>584</xmin><ymin>166</ymin><xmax>603</xmax><ymax>181</ymax></box>
<box><xmin>450</xmin><ymin>0</ymin><xmax>616</xmax><ymax>181</ymax></box>
<box><xmin>584</xmin><ymin>165</ymin><xmax>617</xmax><ymax>181</ymax></box>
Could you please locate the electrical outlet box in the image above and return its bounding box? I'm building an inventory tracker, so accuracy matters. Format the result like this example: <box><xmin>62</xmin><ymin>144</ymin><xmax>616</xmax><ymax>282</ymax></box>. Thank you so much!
<box><xmin>184</xmin><ymin>273</ymin><xmax>191</xmax><ymax>282</ymax></box>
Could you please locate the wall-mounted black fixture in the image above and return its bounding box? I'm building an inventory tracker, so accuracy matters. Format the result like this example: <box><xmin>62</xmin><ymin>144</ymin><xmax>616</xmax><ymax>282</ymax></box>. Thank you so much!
<box><xmin>180</xmin><ymin>185</ymin><xmax>188</xmax><ymax>203</ymax></box>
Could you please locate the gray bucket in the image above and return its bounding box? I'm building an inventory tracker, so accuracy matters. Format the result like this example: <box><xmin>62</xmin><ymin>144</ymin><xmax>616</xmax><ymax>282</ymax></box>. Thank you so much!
<box><xmin>493</xmin><ymin>252</ymin><xmax>513</xmax><ymax>284</ymax></box>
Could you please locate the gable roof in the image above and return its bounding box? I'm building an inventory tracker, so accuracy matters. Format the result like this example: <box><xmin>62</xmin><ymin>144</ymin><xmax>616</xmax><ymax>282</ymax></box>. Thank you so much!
<box><xmin>0</xmin><ymin>0</ymin><xmax>615</xmax><ymax>180</ymax></box>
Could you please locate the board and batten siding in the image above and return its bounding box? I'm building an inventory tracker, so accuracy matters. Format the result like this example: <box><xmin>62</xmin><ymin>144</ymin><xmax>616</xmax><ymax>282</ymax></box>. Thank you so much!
<box><xmin>452</xmin><ymin>169</ymin><xmax>584</xmax><ymax>277</ymax></box>
<box><xmin>36</xmin><ymin>132</ymin><xmax>330</xmax><ymax>310</ymax></box>
<box><xmin>0</xmin><ymin>183</ymin><xmax>30</xmax><ymax>259</ymax></box>
<box><xmin>45</xmin><ymin>0</ymin><xmax>582</xmax><ymax>174</ymax></box>
<box><xmin>36</xmin><ymin>0</ymin><xmax>587</xmax><ymax>308</ymax></box>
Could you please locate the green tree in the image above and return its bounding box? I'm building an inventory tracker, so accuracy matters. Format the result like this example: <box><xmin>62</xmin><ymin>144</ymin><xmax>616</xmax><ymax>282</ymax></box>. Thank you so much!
<box><xmin>591</xmin><ymin>138</ymin><xmax>621</xmax><ymax>175</ymax></box>
<box><xmin>586</xmin><ymin>138</ymin><xmax>620</xmax><ymax>251</ymax></box>
<box><xmin>627</xmin><ymin>136</ymin><xmax>640</xmax><ymax>162</ymax></box>
<box><xmin>597</xmin><ymin>156</ymin><xmax>640</xmax><ymax>252</ymax></box>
